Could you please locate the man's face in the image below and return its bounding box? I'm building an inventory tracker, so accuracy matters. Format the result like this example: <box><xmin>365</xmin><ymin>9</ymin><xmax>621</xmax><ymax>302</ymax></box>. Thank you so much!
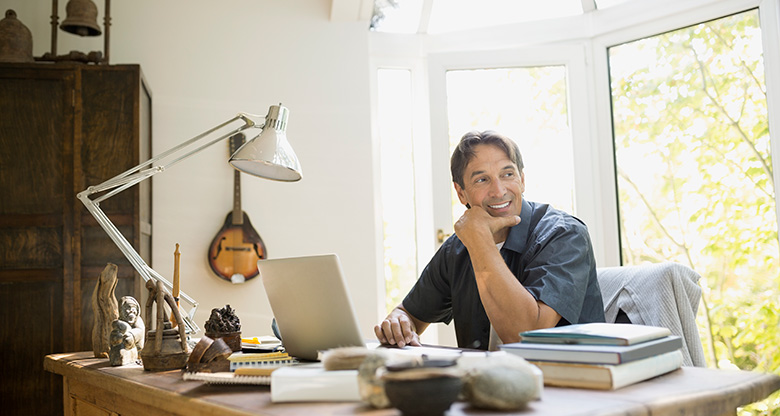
<box><xmin>454</xmin><ymin>143</ymin><xmax>525</xmax><ymax>218</ymax></box>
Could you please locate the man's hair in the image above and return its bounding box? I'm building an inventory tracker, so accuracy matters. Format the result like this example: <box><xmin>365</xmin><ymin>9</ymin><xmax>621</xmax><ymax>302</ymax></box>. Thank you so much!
<box><xmin>450</xmin><ymin>130</ymin><xmax>524</xmax><ymax>188</ymax></box>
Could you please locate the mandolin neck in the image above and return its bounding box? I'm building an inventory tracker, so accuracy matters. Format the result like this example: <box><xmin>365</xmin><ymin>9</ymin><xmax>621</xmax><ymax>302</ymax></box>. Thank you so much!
<box><xmin>232</xmin><ymin>169</ymin><xmax>243</xmax><ymax>225</ymax></box>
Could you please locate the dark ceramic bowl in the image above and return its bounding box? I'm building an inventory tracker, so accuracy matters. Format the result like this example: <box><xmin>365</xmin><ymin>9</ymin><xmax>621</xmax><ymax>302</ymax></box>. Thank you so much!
<box><xmin>384</xmin><ymin>375</ymin><xmax>463</xmax><ymax>416</ymax></box>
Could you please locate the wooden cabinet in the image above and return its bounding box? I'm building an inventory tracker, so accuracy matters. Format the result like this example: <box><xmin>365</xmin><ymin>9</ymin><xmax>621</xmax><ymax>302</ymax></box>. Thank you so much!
<box><xmin>0</xmin><ymin>63</ymin><xmax>152</xmax><ymax>415</ymax></box>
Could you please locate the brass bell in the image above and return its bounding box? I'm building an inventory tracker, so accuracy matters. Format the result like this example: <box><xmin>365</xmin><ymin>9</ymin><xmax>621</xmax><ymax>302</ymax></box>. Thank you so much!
<box><xmin>60</xmin><ymin>0</ymin><xmax>102</xmax><ymax>37</ymax></box>
<box><xmin>0</xmin><ymin>10</ymin><xmax>33</xmax><ymax>63</ymax></box>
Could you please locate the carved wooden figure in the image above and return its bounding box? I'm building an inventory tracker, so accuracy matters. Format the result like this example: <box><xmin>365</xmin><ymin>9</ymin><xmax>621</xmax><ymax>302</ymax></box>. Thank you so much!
<box><xmin>140</xmin><ymin>279</ymin><xmax>189</xmax><ymax>371</ymax></box>
<box><xmin>92</xmin><ymin>263</ymin><xmax>119</xmax><ymax>358</ymax></box>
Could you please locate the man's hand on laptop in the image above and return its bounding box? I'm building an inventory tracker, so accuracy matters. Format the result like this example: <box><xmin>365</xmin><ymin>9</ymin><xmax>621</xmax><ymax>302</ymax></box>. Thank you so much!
<box><xmin>375</xmin><ymin>306</ymin><xmax>422</xmax><ymax>348</ymax></box>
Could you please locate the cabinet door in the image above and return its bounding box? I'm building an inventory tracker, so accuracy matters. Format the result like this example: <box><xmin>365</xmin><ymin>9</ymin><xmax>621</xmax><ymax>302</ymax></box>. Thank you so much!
<box><xmin>77</xmin><ymin>66</ymin><xmax>147</xmax><ymax>350</ymax></box>
<box><xmin>0</xmin><ymin>65</ymin><xmax>74</xmax><ymax>416</ymax></box>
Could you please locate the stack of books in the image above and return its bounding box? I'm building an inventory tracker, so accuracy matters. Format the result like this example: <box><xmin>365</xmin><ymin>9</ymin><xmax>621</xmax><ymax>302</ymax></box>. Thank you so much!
<box><xmin>228</xmin><ymin>351</ymin><xmax>298</xmax><ymax>373</ymax></box>
<box><xmin>500</xmin><ymin>323</ymin><xmax>683</xmax><ymax>390</ymax></box>
<box><xmin>181</xmin><ymin>351</ymin><xmax>298</xmax><ymax>385</ymax></box>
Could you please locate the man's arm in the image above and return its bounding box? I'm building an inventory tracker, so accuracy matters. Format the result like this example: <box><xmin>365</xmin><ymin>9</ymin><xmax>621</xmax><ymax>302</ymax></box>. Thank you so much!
<box><xmin>374</xmin><ymin>304</ymin><xmax>430</xmax><ymax>347</ymax></box>
<box><xmin>455</xmin><ymin>206</ymin><xmax>561</xmax><ymax>344</ymax></box>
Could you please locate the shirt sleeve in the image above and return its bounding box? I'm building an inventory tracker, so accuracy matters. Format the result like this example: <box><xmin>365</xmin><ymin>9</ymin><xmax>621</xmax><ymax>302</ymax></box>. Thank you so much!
<box><xmin>519</xmin><ymin>217</ymin><xmax>597</xmax><ymax>325</ymax></box>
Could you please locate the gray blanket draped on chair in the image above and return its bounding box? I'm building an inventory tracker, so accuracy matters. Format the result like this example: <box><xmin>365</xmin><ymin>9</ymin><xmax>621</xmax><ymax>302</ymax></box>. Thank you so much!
<box><xmin>597</xmin><ymin>262</ymin><xmax>707</xmax><ymax>367</ymax></box>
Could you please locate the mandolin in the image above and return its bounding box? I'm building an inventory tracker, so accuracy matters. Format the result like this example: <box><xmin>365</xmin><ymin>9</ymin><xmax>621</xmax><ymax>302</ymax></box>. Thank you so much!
<box><xmin>208</xmin><ymin>133</ymin><xmax>267</xmax><ymax>283</ymax></box>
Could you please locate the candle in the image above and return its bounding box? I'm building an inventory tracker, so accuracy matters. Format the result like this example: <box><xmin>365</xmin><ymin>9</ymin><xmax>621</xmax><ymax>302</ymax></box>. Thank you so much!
<box><xmin>173</xmin><ymin>243</ymin><xmax>180</xmax><ymax>300</ymax></box>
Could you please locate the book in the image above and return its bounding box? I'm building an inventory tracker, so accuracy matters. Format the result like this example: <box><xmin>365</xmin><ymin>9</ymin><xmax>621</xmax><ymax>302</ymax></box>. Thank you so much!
<box><xmin>241</xmin><ymin>335</ymin><xmax>282</xmax><ymax>353</ymax></box>
<box><xmin>519</xmin><ymin>323</ymin><xmax>672</xmax><ymax>346</ymax></box>
<box><xmin>228</xmin><ymin>351</ymin><xmax>298</xmax><ymax>371</ymax></box>
<box><xmin>501</xmin><ymin>335</ymin><xmax>682</xmax><ymax>365</ymax></box>
<box><xmin>182</xmin><ymin>372</ymin><xmax>271</xmax><ymax>385</ymax></box>
<box><xmin>235</xmin><ymin>366</ymin><xmax>289</xmax><ymax>376</ymax></box>
<box><xmin>270</xmin><ymin>364</ymin><xmax>360</xmax><ymax>402</ymax></box>
<box><xmin>530</xmin><ymin>349</ymin><xmax>683</xmax><ymax>390</ymax></box>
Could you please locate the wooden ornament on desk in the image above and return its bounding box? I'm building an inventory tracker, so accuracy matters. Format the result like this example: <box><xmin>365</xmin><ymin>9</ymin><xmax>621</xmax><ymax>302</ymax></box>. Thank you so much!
<box><xmin>204</xmin><ymin>305</ymin><xmax>242</xmax><ymax>352</ymax></box>
<box><xmin>185</xmin><ymin>336</ymin><xmax>232</xmax><ymax>373</ymax></box>
<box><xmin>91</xmin><ymin>263</ymin><xmax>119</xmax><ymax>358</ymax></box>
<box><xmin>170</xmin><ymin>243</ymin><xmax>181</xmax><ymax>329</ymax></box>
<box><xmin>140</xmin><ymin>279</ymin><xmax>189</xmax><ymax>371</ymax></box>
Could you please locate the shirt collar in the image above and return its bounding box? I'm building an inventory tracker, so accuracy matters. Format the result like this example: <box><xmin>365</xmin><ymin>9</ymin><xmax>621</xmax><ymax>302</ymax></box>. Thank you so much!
<box><xmin>503</xmin><ymin>198</ymin><xmax>532</xmax><ymax>254</ymax></box>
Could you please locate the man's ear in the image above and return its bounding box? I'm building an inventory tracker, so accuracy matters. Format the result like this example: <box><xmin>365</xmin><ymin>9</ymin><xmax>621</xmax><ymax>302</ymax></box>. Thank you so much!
<box><xmin>454</xmin><ymin>182</ymin><xmax>469</xmax><ymax>206</ymax></box>
<box><xmin>520</xmin><ymin>171</ymin><xmax>525</xmax><ymax>195</ymax></box>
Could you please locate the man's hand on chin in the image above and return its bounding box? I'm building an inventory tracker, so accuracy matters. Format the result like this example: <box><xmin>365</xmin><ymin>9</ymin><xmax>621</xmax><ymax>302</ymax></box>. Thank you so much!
<box><xmin>455</xmin><ymin>205</ymin><xmax>520</xmax><ymax>247</ymax></box>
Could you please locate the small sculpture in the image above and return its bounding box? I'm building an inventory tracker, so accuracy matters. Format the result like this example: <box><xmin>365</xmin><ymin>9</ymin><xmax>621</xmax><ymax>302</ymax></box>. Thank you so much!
<box><xmin>92</xmin><ymin>263</ymin><xmax>119</xmax><ymax>358</ymax></box>
<box><xmin>119</xmin><ymin>296</ymin><xmax>145</xmax><ymax>352</ymax></box>
<box><xmin>140</xmin><ymin>279</ymin><xmax>189</xmax><ymax>371</ymax></box>
<box><xmin>204</xmin><ymin>304</ymin><xmax>241</xmax><ymax>333</ymax></box>
<box><xmin>460</xmin><ymin>353</ymin><xmax>540</xmax><ymax>410</ymax></box>
<box><xmin>185</xmin><ymin>336</ymin><xmax>233</xmax><ymax>373</ymax></box>
<box><xmin>322</xmin><ymin>346</ymin><xmax>371</xmax><ymax>371</ymax></box>
<box><xmin>204</xmin><ymin>305</ymin><xmax>241</xmax><ymax>351</ymax></box>
<box><xmin>357</xmin><ymin>350</ymin><xmax>392</xmax><ymax>409</ymax></box>
<box><xmin>108</xmin><ymin>319</ymin><xmax>138</xmax><ymax>366</ymax></box>
<box><xmin>382</xmin><ymin>358</ymin><xmax>463</xmax><ymax>416</ymax></box>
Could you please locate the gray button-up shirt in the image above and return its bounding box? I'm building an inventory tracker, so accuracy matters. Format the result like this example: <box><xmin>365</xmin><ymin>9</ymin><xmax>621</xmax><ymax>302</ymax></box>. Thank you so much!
<box><xmin>403</xmin><ymin>199</ymin><xmax>605</xmax><ymax>350</ymax></box>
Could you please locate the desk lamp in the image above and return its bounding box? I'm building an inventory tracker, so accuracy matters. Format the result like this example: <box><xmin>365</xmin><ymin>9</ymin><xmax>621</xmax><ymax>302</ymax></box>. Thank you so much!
<box><xmin>78</xmin><ymin>104</ymin><xmax>302</xmax><ymax>334</ymax></box>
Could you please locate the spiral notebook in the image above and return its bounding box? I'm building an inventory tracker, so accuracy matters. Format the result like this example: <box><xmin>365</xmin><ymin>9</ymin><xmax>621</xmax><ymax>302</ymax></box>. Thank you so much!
<box><xmin>257</xmin><ymin>254</ymin><xmax>366</xmax><ymax>361</ymax></box>
<box><xmin>183</xmin><ymin>372</ymin><xmax>271</xmax><ymax>385</ymax></box>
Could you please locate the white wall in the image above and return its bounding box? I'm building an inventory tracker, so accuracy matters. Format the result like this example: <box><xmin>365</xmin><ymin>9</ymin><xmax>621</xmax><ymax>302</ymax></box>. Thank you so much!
<box><xmin>7</xmin><ymin>0</ymin><xmax>381</xmax><ymax>339</ymax></box>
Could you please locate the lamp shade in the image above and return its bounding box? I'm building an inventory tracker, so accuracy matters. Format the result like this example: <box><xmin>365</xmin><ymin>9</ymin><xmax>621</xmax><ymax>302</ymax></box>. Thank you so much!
<box><xmin>229</xmin><ymin>104</ymin><xmax>302</xmax><ymax>182</ymax></box>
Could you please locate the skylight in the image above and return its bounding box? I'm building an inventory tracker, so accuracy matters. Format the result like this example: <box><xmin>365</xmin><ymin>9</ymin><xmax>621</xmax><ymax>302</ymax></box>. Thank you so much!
<box><xmin>428</xmin><ymin>0</ymin><xmax>583</xmax><ymax>34</ymax></box>
<box><xmin>370</xmin><ymin>0</ymin><xmax>632</xmax><ymax>34</ymax></box>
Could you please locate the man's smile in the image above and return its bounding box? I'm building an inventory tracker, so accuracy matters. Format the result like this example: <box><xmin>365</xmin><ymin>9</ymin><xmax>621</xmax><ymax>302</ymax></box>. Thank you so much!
<box><xmin>488</xmin><ymin>201</ymin><xmax>511</xmax><ymax>210</ymax></box>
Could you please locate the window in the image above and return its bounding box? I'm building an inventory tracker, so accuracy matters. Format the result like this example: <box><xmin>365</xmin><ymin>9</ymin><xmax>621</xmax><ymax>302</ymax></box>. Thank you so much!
<box><xmin>609</xmin><ymin>10</ymin><xmax>779</xmax><ymax>375</ymax></box>
<box><xmin>444</xmin><ymin>65</ymin><xmax>575</xmax><ymax>222</ymax></box>
<box><xmin>377</xmin><ymin>69</ymin><xmax>419</xmax><ymax>313</ymax></box>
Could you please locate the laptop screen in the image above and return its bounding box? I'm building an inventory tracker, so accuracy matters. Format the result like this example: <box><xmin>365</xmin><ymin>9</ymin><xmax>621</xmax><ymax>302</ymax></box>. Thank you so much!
<box><xmin>257</xmin><ymin>254</ymin><xmax>366</xmax><ymax>360</ymax></box>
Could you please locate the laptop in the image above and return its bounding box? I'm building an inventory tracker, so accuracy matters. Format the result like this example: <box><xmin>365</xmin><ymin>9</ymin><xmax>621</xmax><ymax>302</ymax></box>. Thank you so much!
<box><xmin>257</xmin><ymin>254</ymin><xmax>366</xmax><ymax>360</ymax></box>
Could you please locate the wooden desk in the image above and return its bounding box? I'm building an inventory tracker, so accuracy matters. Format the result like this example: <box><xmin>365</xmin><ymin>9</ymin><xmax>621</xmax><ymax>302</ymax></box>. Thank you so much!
<box><xmin>45</xmin><ymin>352</ymin><xmax>780</xmax><ymax>416</ymax></box>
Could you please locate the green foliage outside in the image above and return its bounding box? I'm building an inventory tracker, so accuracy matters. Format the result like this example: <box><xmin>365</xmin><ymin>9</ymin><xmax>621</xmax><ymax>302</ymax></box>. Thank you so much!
<box><xmin>609</xmin><ymin>9</ymin><xmax>780</xmax><ymax>414</ymax></box>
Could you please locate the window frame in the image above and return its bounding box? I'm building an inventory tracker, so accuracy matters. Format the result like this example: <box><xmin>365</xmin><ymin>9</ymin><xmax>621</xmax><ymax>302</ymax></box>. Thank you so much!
<box><xmin>369</xmin><ymin>0</ymin><xmax>780</xmax><ymax>319</ymax></box>
<box><xmin>369</xmin><ymin>50</ymin><xmax>437</xmax><ymax>316</ymax></box>
<box><xmin>426</xmin><ymin>46</ymin><xmax>601</xmax><ymax>261</ymax></box>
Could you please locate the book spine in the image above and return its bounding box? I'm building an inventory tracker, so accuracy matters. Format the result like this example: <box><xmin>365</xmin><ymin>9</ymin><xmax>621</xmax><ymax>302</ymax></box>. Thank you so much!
<box><xmin>503</xmin><ymin>347</ymin><xmax>620</xmax><ymax>364</ymax></box>
<box><xmin>532</xmin><ymin>350</ymin><xmax>683</xmax><ymax>390</ymax></box>
<box><xmin>609</xmin><ymin>350</ymin><xmax>683</xmax><ymax>389</ymax></box>
<box><xmin>230</xmin><ymin>358</ymin><xmax>297</xmax><ymax>371</ymax></box>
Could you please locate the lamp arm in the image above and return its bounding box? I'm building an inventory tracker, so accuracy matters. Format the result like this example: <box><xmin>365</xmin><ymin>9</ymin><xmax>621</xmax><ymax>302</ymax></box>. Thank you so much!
<box><xmin>77</xmin><ymin>112</ymin><xmax>266</xmax><ymax>334</ymax></box>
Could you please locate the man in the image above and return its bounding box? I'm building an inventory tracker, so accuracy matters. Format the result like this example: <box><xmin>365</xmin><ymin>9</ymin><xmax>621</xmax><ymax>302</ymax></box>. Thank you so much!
<box><xmin>374</xmin><ymin>131</ymin><xmax>604</xmax><ymax>350</ymax></box>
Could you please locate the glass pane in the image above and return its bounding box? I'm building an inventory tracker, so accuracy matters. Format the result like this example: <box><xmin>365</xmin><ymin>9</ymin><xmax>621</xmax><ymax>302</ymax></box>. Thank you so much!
<box><xmin>595</xmin><ymin>0</ymin><xmax>630</xmax><ymax>9</ymax></box>
<box><xmin>446</xmin><ymin>66</ymin><xmax>575</xmax><ymax>222</ymax></box>
<box><xmin>428</xmin><ymin>0</ymin><xmax>582</xmax><ymax>34</ymax></box>
<box><xmin>377</xmin><ymin>69</ymin><xmax>418</xmax><ymax>313</ymax></box>
<box><xmin>609</xmin><ymin>10</ymin><xmax>779</xmax><ymax>376</ymax></box>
